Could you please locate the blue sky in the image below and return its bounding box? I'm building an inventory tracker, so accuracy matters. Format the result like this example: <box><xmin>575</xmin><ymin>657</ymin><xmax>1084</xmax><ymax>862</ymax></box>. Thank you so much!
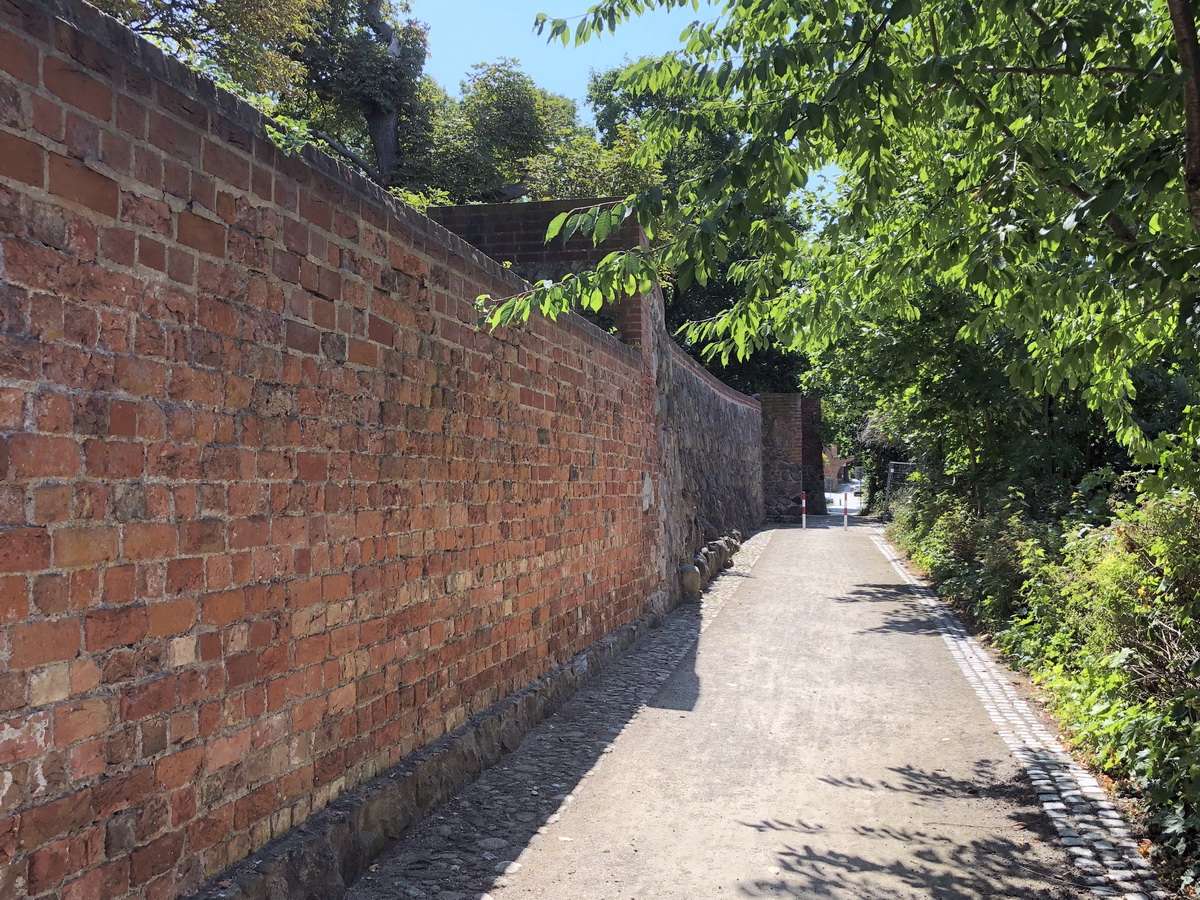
<box><xmin>412</xmin><ymin>1</ymin><xmax>716</xmax><ymax>119</ymax></box>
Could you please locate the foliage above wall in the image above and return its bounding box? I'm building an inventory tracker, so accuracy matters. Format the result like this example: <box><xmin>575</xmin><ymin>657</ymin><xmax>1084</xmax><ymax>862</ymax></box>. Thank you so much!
<box><xmin>486</xmin><ymin>0</ymin><xmax>1200</xmax><ymax>488</ymax></box>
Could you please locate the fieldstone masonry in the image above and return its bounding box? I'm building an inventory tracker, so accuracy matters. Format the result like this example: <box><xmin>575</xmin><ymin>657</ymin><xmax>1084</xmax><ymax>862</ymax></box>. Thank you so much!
<box><xmin>761</xmin><ymin>393</ymin><xmax>828</xmax><ymax>520</ymax></box>
<box><xmin>0</xmin><ymin>2</ymin><xmax>819</xmax><ymax>897</ymax></box>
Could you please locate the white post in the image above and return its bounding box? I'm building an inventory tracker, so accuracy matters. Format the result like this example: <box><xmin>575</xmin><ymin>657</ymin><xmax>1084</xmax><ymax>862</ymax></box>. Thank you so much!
<box><xmin>843</xmin><ymin>491</ymin><xmax>849</xmax><ymax>530</ymax></box>
<box><xmin>801</xmin><ymin>491</ymin><xmax>807</xmax><ymax>529</ymax></box>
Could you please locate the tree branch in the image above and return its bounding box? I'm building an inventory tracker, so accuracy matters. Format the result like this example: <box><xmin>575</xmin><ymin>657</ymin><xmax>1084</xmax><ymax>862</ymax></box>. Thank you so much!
<box><xmin>928</xmin><ymin>37</ymin><xmax>1141</xmax><ymax>246</ymax></box>
<box><xmin>1050</xmin><ymin>180</ymin><xmax>1137</xmax><ymax>244</ymax></box>
<box><xmin>311</xmin><ymin>130</ymin><xmax>382</xmax><ymax>183</ymax></box>
<box><xmin>983</xmin><ymin>64</ymin><xmax>1159</xmax><ymax>79</ymax></box>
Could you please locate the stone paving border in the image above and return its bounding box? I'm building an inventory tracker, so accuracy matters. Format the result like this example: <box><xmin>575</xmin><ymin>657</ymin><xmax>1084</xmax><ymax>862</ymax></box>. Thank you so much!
<box><xmin>347</xmin><ymin>529</ymin><xmax>775</xmax><ymax>900</ymax></box>
<box><xmin>192</xmin><ymin>608</ymin><xmax>668</xmax><ymax>900</ymax></box>
<box><xmin>869</xmin><ymin>529</ymin><xmax>1168</xmax><ymax>900</ymax></box>
<box><xmin>192</xmin><ymin>533</ymin><xmax>773</xmax><ymax>900</ymax></box>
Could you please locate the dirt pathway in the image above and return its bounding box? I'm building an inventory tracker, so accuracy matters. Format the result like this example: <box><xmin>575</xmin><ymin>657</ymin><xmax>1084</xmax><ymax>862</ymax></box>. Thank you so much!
<box><xmin>348</xmin><ymin>523</ymin><xmax>1163</xmax><ymax>900</ymax></box>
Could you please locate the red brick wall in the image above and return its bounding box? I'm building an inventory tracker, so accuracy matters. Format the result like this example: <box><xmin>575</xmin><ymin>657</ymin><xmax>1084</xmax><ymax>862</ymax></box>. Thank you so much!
<box><xmin>429</xmin><ymin>199</ymin><xmax>639</xmax><ymax>286</ymax></box>
<box><xmin>0</xmin><ymin>1</ymin><xmax>664</xmax><ymax>897</ymax></box>
<box><xmin>431</xmin><ymin>206</ymin><xmax>765</xmax><ymax>603</ymax></box>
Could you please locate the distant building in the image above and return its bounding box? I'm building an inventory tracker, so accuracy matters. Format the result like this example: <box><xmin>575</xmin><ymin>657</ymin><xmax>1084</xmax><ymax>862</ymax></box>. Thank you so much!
<box><xmin>824</xmin><ymin>443</ymin><xmax>855</xmax><ymax>491</ymax></box>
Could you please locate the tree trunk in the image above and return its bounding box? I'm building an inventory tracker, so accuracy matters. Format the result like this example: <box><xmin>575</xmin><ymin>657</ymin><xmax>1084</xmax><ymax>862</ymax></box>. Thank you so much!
<box><xmin>1044</xmin><ymin>393</ymin><xmax>1054</xmax><ymax>477</ymax></box>
<box><xmin>366</xmin><ymin>106</ymin><xmax>400</xmax><ymax>184</ymax></box>
<box><xmin>361</xmin><ymin>0</ymin><xmax>402</xmax><ymax>184</ymax></box>
<box><xmin>1167</xmin><ymin>0</ymin><xmax>1200</xmax><ymax>237</ymax></box>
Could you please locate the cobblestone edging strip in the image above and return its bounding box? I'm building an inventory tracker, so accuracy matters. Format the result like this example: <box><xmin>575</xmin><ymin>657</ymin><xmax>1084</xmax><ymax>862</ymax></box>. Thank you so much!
<box><xmin>193</xmin><ymin>532</ymin><xmax>774</xmax><ymax>900</ymax></box>
<box><xmin>346</xmin><ymin>529</ymin><xmax>775</xmax><ymax>900</ymax></box>
<box><xmin>870</xmin><ymin>530</ymin><xmax>1168</xmax><ymax>900</ymax></box>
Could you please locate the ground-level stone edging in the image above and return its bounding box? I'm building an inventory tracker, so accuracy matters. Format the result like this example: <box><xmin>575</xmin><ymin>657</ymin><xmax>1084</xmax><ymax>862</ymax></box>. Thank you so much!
<box><xmin>346</xmin><ymin>529</ymin><xmax>774</xmax><ymax>900</ymax></box>
<box><xmin>870</xmin><ymin>529</ymin><xmax>1168</xmax><ymax>900</ymax></box>
<box><xmin>195</xmin><ymin>533</ymin><xmax>771</xmax><ymax>900</ymax></box>
<box><xmin>189</xmin><ymin>604</ymin><xmax>669</xmax><ymax>900</ymax></box>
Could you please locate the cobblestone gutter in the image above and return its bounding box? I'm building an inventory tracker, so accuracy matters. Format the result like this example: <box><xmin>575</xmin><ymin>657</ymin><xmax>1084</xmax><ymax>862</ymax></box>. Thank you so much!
<box><xmin>190</xmin><ymin>606</ymin><xmax>671</xmax><ymax>899</ymax></box>
<box><xmin>192</xmin><ymin>532</ymin><xmax>770</xmax><ymax>900</ymax></box>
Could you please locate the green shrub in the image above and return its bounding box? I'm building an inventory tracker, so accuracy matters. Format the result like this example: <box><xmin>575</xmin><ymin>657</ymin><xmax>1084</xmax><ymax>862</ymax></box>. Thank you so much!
<box><xmin>892</xmin><ymin>487</ymin><xmax>1200</xmax><ymax>887</ymax></box>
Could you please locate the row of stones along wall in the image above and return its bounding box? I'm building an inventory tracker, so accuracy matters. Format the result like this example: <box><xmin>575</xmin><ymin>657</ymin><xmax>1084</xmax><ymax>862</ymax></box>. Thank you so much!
<box><xmin>0</xmin><ymin>0</ymin><xmax>681</xmax><ymax>897</ymax></box>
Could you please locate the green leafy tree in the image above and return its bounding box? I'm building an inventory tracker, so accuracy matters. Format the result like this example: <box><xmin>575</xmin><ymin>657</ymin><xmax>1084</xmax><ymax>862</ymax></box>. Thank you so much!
<box><xmin>289</xmin><ymin>0</ymin><xmax>431</xmax><ymax>185</ymax></box>
<box><xmin>426</xmin><ymin>59</ymin><xmax>583</xmax><ymax>202</ymax></box>
<box><xmin>809</xmin><ymin>285</ymin><xmax>1131</xmax><ymax>509</ymax></box>
<box><xmin>524</xmin><ymin>125</ymin><xmax>663</xmax><ymax>200</ymax></box>
<box><xmin>587</xmin><ymin>62</ymin><xmax>740</xmax><ymax>185</ymax></box>
<box><xmin>94</xmin><ymin>0</ymin><xmax>326</xmax><ymax>91</ymax></box>
<box><xmin>585</xmin><ymin>60</ymin><xmax>807</xmax><ymax>392</ymax></box>
<box><xmin>493</xmin><ymin>0</ymin><xmax>1200</xmax><ymax>485</ymax></box>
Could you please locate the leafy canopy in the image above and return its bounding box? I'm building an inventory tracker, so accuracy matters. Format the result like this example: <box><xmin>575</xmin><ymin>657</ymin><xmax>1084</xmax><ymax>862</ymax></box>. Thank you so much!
<box><xmin>94</xmin><ymin>0</ymin><xmax>328</xmax><ymax>92</ymax></box>
<box><xmin>490</xmin><ymin>0</ymin><xmax>1200</xmax><ymax>485</ymax></box>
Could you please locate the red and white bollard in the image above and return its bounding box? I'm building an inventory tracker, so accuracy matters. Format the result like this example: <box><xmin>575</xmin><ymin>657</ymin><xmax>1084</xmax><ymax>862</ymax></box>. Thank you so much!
<box><xmin>843</xmin><ymin>491</ymin><xmax>850</xmax><ymax>530</ymax></box>
<box><xmin>801</xmin><ymin>491</ymin><xmax>807</xmax><ymax>529</ymax></box>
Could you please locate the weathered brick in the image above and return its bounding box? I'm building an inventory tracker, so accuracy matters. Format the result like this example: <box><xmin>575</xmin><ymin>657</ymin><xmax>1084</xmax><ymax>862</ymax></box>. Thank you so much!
<box><xmin>84</xmin><ymin>605</ymin><xmax>147</xmax><ymax>651</ymax></box>
<box><xmin>154</xmin><ymin>746</ymin><xmax>203</xmax><ymax>790</ymax></box>
<box><xmin>0</xmin><ymin>709</ymin><xmax>47</xmax><ymax>764</ymax></box>
<box><xmin>285</xmin><ymin>320</ymin><xmax>319</xmax><ymax>354</ymax></box>
<box><xmin>177</xmin><ymin>211</ymin><xmax>225</xmax><ymax>256</ymax></box>
<box><xmin>0</xmin><ymin>29</ymin><xmax>39</xmax><ymax>84</ymax></box>
<box><xmin>18</xmin><ymin>789</ymin><xmax>93</xmax><ymax>850</ymax></box>
<box><xmin>129</xmin><ymin>830</ymin><xmax>183</xmax><ymax>885</ymax></box>
<box><xmin>6</xmin><ymin>433</ymin><xmax>79</xmax><ymax>478</ymax></box>
<box><xmin>53</xmin><ymin>526</ymin><xmax>118</xmax><ymax>568</ymax></box>
<box><xmin>28</xmin><ymin>837</ymin><xmax>70</xmax><ymax>893</ymax></box>
<box><xmin>0</xmin><ymin>130</ymin><xmax>43</xmax><ymax>186</ymax></box>
<box><xmin>43</xmin><ymin>55</ymin><xmax>111</xmax><ymax>120</ymax></box>
<box><xmin>92</xmin><ymin>767</ymin><xmax>153</xmax><ymax>818</ymax></box>
<box><xmin>122</xmin><ymin>522</ymin><xmax>177</xmax><ymax>561</ymax></box>
<box><xmin>54</xmin><ymin>698</ymin><xmax>113</xmax><ymax>747</ymax></box>
<box><xmin>0</xmin><ymin>527</ymin><xmax>50</xmax><ymax>573</ymax></box>
<box><xmin>10</xmin><ymin>618</ymin><xmax>78</xmax><ymax>668</ymax></box>
<box><xmin>203</xmin><ymin>141</ymin><xmax>250</xmax><ymax>190</ymax></box>
<box><xmin>0</xmin><ymin>575</ymin><xmax>27</xmax><ymax>622</ymax></box>
<box><xmin>201</xmin><ymin>588</ymin><xmax>244</xmax><ymax>626</ymax></box>
<box><xmin>48</xmin><ymin>154</ymin><xmax>118</xmax><ymax>218</ymax></box>
<box><xmin>120</xmin><ymin>676</ymin><xmax>175</xmax><ymax>721</ymax></box>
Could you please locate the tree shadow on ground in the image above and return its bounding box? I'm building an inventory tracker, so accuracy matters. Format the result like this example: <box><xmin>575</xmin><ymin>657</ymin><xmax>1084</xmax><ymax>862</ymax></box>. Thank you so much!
<box><xmin>835</xmin><ymin>583</ymin><xmax>942</xmax><ymax>636</ymax></box>
<box><xmin>346</xmin><ymin>539</ymin><xmax>756</xmax><ymax>899</ymax></box>
<box><xmin>739</xmin><ymin>764</ymin><xmax>1088</xmax><ymax>900</ymax></box>
<box><xmin>738</xmin><ymin>833</ymin><xmax>1089</xmax><ymax>899</ymax></box>
<box><xmin>815</xmin><ymin>761</ymin><xmax>1052</xmax><ymax>833</ymax></box>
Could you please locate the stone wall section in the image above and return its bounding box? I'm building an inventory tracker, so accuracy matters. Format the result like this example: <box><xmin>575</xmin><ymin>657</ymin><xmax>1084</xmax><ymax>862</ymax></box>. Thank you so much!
<box><xmin>0</xmin><ymin>2</ymin><xmax>665</xmax><ymax>897</ymax></box>
<box><xmin>651</xmin><ymin>294</ymin><xmax>762</xmax><ymax>603</ymax></box>
<box><xmin>761</xmin><ymin>393</ymin><xmax>828</xmax><ymax>520</ymax></box>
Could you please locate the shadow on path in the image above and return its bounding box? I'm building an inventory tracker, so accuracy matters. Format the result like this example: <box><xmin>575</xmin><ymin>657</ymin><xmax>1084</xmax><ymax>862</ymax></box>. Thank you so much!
<box><xmin>739</xmin><ymin>832</ymin><xmax>1088</xmax><ymax>900</ymax></box>
<box><xmin>739</xmin><ymin>765</ymin><xmax>1086</xmax><ymax>899</ymax></box>
<box><xmin>346</xmin><ymin>534</ymin><xmax>769</xmax><ymax>900</ymax></box>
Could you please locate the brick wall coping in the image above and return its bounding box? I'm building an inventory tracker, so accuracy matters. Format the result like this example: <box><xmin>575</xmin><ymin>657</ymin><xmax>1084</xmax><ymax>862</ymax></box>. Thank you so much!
<box><xmin>663</xmin><ymin>332</ymin><xmax>761</xmax><ymax>411</ymax></box>
<box><xmin>33</xmin><ymin>0</ymin><xmax>642</xmax><ymax>369</ymax></box>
